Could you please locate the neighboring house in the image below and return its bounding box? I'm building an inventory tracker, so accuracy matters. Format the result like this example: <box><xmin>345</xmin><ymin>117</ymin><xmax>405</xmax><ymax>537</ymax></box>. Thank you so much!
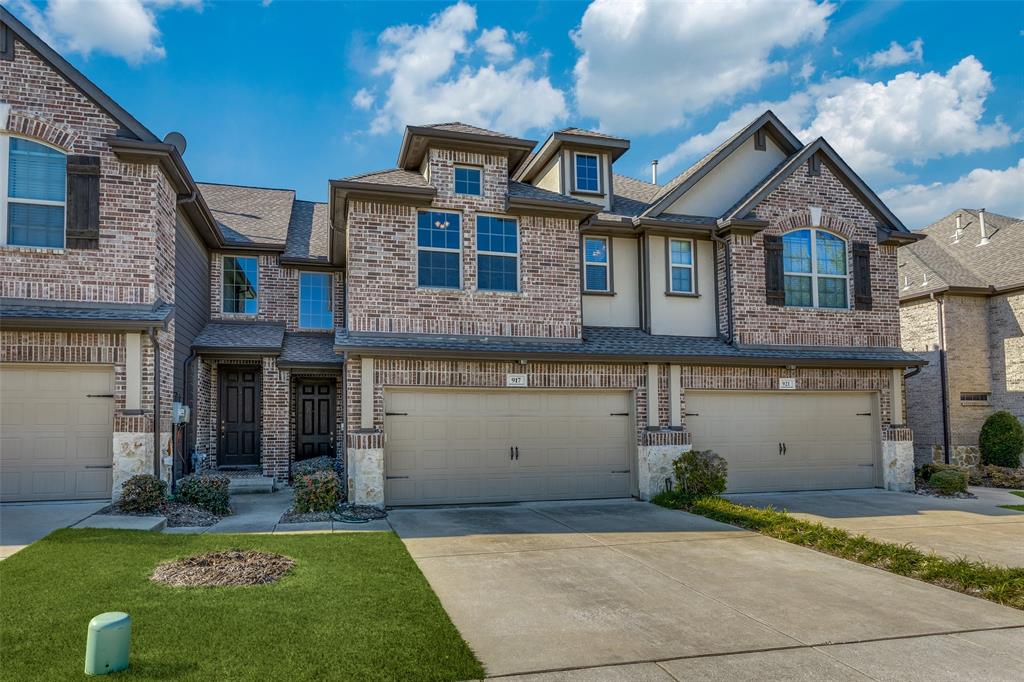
<box><xmin>898</xmin><ymin>209</ymin><xmax>1023</xmax><ymax>467</ymax></box>
<box><xmin>0</xmin><ymin>9</ymin><xmax>926</xmax><ymax>507</ymax></box>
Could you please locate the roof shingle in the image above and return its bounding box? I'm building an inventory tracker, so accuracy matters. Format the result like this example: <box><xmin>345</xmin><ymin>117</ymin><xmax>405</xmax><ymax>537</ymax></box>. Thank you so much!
<box><xmin>193</xmin><ymin>322</ymin><xmax>285</xmax><ymax>352</ymax></box>
<box><xmin>279</xmin><ymin>332</ymin><xmax>344</xmax><ymax>367</ymax></box>
<box><xmin>197</xmin><ymin>183</ymin><xmax>295</xmax><ymax>247</ymax></box>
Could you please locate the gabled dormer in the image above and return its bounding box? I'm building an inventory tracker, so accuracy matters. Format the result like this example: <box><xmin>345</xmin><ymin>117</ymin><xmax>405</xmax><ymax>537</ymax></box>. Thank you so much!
<box><xmin>514</xmin><ymin>128</ymin><xmax>630</xmax><ymax>212</ymax></box>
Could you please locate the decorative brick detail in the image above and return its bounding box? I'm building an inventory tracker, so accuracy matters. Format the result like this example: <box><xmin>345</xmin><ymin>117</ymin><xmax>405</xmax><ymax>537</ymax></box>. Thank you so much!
<box><xmin>641</xmin><ymin>430</ymin><xmax>691</xmax><ymax>446</ymax></box>
<box><xmin>5</xmin><ymin>111</ymin><xmax>77</xmax><ymax>151</ymax></box>
<box><xmin>884</xmin><ymin>427</ymin><xmax>914</xmax><ymax>442</ymax></box>
<box><xmin>347</xmin><ymin>431</ymin><xmax>384</xmax><ymax>450</ymax></box>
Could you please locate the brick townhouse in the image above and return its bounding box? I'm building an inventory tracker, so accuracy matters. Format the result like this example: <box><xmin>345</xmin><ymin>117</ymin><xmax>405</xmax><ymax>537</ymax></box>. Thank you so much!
<box><xmin>0</xmin><ymin>9</ymin><xmax>926</xmax><ymax>506</ymax></box>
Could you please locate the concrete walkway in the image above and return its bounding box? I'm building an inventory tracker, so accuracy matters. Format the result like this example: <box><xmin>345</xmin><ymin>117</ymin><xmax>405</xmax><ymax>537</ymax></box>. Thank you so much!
<box><xmin>389</xmin><ymin>498</ymin><xmax>1024</xmax><ymax>679</ymax></box>
<box><xmin>728</xmin><ymin>487</ymin><xmax>1024</xmax><ymax>567</ymax></box>
<box><xmin>0</xmin><ymin>500</ymin><xmax>106</xmax><ymax>559</ymax></box>
<box><xmin>181</xmin><ymin>490</ymin><xmax>391</xmax><ymax>534</ymax></box>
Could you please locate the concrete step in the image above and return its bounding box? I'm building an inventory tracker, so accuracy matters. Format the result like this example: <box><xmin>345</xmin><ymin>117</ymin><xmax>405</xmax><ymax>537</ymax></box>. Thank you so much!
<box><xmin>74</xmin><ymin>515</ymin><xmax>167</xmax><ymax>531</ymax></box>
<box><xmin>227</xmin><ymin>476</ymin><xmax>276</xmax><ymax>495</ymax></box>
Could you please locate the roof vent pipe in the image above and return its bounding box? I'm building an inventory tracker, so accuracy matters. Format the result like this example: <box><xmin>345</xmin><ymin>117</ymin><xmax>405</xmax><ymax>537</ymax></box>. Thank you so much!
<box><xmin>651</xmin><ymin>160</ymin><xmax>658</xmax><ymax>184</ymax></box>
<box><xmin>978</xmin><ymin>208</ymin><xmax>990</xmax><ymax>246</ymax></box>
<box><xmin>953</xmin><ymin>214</ymin><xmax>963</xmax><ymax>242</ymax></box>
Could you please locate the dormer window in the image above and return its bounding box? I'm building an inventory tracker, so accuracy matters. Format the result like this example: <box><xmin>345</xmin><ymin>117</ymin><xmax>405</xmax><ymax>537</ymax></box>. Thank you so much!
<box><xmin>454</xmin><ymin>166</ymin><xmax>481</xmax><ymax>196</ymax></box>
<box><xmin>1</xmin><ymin>136</ymin><xmax>67</xmax><ymax>248</ymax></box>
<box><xmin>574</xmin><ymin>153</ymin><xmax>600</xmax><ymax>193</ymax></box>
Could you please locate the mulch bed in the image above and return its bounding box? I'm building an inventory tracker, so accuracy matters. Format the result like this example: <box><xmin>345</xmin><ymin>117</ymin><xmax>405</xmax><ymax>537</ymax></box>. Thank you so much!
<box><xmin>150</xmin><ymin>550</ymin><xmax>296</xmax><ymax>587</ymax></box>
<box><xmin>913</xmin><ymin>486</ymin><xmax>977</xmax><ymax>499</ymax></box>
<box><xmin>278</xmin><ymin>503</ymin><xmax>388</xmax><ymax>525</ymax></box>
<box><xmin>98</xmin><ymin>501</ymin><xmax>224</xmax><ymax>527</ymax></box>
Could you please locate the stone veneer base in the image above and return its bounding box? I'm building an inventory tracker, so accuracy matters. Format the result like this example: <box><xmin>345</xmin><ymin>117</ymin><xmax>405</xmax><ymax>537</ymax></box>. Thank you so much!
<box><xmin>112</xmin><ymin>432</ymin><xmax>171</xmax><ymax>500</ymax></box>
<box><xmin>637</xmin><ymin>444</ymin><xmax>692</xmax><ymax>500</ymax></box>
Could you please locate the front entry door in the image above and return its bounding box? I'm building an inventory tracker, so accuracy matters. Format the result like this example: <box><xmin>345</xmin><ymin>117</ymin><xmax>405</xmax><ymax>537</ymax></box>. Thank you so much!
<box><xmin>295</xmin><ymin>379</ymin><xmax>336</xmax><ymax>460</ymax></box>
<box><xmin>218</xmin><ymin>366</ymin><xmax>261</xmax><ymax>466</ymax></box>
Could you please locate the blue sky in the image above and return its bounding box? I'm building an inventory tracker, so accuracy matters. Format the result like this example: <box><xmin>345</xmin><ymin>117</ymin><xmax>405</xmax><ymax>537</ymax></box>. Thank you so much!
<box><xmin>7</xmin><ymin>0</ymin><xmax>1023</xmax><ymax>227</ymax></box>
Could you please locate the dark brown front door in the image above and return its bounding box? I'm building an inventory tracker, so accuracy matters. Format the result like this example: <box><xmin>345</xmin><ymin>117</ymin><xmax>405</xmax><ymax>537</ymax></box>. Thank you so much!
<box><xmin>295</xmin><ymin>379</ymin><xmax>335</xmax><ymax>460</ymax></box>
<box><xmin>218</xmin><ymin>366</ymin><xmax>261</xmax><ymax>466</ymax></box>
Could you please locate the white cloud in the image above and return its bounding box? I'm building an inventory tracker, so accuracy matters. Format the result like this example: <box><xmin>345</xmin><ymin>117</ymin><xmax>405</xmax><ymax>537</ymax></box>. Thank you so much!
<box><xmin>657</xmin><ymin>57</ymin><xmax>1016</xmax><ymax>185</ymax></box>
<box><xmin>352</xmin><ymin>88</ymin><xmax>375</xmax><ymax>110</ymax></box>
<box><xmin>12</xmin><ymin>0</ymin><xmax>200</xmax><ymax>64</ymax></box>
<box><xmin>571</xmin><ymin>0</ymin><xmax>834</xmax><ymax>134</ymax></box>
<box><xmin>881</xmin><ymin>159</ymin><xmax>1024</xmax><ymax>228</ymax></box>
<box><xmin>797</xmin><ymin>59</ymin><xmax>815</xmax><ymax>82</ymax></box>
<box><xmin>857</xmin><ymin>37</ymin><xmax>924</xmax><ymax>70</ymax></box>
<box><xmin>365</xmin><ymin>2</ymin><xmax>566</xmax><ymax>135</ymax></box>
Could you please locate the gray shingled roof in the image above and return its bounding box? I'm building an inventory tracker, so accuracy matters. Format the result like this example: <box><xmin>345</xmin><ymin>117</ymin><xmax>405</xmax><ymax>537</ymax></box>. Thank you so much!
<box><xmin>197</xmin><ymin>183</ymin><xmax>295</xmax><ymax>247</ymax></box>
<box><xmin>193</xmin><ymin>321</ymin><xmax>285</xmax><ymax>352</ymax></box>
<box><xmin>424</xmin><ymin>122</ymin><xmax>516</xmax><ymax>139</ymax></box>
<box><xmin>282</xmin><ymin>200</ymin><xmax>330</xmax><ymax>261</ymax></box>
<box><xmin>279</xmin><ymin>332</ymin><xmax>344</xmax><ymax>367</ymax></box>
<box><xmin>0</xmin><ymin>300</ymin><xmax>172</xmax><ymax>326</ymax></box>
<box><xmin>557</xmin><ymin>127</ymin><xmax>628</xmax><ymax>142</ymax></box>
<box><xmin>899</xmin><ymin>209</ymin><xmax>1024</xmax><ymax>298</ymax></box>
<box><xmin>336</xmin><ymin>326</ymin><xmax>924</xmax><ymax>367</ymax></box>
<box><xmin>338</xmin><ymin>168</ymin><xmax>433</xmax><ymax>189</ymax></box>
<box><xmin>507</xmin><ymin>181</ymin><xmax>600</xmax><ymax>209</ymax></box>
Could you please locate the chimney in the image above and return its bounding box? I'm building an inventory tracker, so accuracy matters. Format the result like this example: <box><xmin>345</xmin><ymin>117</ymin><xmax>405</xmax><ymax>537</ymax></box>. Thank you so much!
<box><xmin>978</xmin><ymin>208</ymin><xmax>990</xmax><ymax>246</ymax></box>
<box><xmin>651</xmin><ymin>160</ymin><xmax>659</xmax><ymax>184</ymax></box>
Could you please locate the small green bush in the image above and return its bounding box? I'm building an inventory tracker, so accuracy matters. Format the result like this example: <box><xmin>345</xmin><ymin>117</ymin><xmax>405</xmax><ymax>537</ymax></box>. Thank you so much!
<box><xmin>672</xmin><ymin>449</ymin><xmax>728</xmax><ymax>498</ymax></box>
<box><xmin>930</xmin><ymin>469</ymin><xmax>968</xmax><ymax>495</ymax></box>
<box><xmin>918</xmin><ymin>462</ymin><xmax>968</xmax><ymax>481</ymax></box>
<box><xmin>974</xmin><ymin>464</ymin><xmax>1024</xmax><ymax>489</ymax></box>
<box><xmin>292</xmin><ymin>456</ymin><xmax>338</xmax><ymax>478</ymax></box>
<box><xmin>175</xmin><ymin>474</ymin><xmax>231</xmax><ymax>515</ymax></box>
<box><xmin>293</xmin><ymin>470</ymin><xmax>342</xmax><ymax>513</ymax></box>
<box><xmin>979</xmin><ymin>411</ymin><xmax>1023</xmax><ymax>468</ymax></box>
<box><xmin>119</xmin><ymin>474</ymin><xmax>167</xmax><ymax>513</ymax></box>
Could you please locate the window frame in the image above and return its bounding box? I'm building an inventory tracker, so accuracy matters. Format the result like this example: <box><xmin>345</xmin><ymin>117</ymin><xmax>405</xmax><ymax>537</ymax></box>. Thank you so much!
<box><xmin>782</xmin><ymin>228</ymin><xmax>850</xmax><ymax>309</ymax></box>
<box><xmin>665</xmin><ymin>237</ymin><xmax>697</xmax><ymax>297</ymax></box>
<box><xmin>453</xmin><ymin>165</ymin><xmax>483</xmax><ymax>197</ymax></box>
<box><xmin>298</xmin><ymin>270</ymin><xmax>334</xmax><ymax>330</ymax></box>
<box><xmin>582</xmin><ymin>234</ymin><xmax>613</xmax><ymax>294</ymax></box>
<box><xmin>221</xmin><ymin>254</ymin><xmax>260</xmax><ymax>316</ymax></box>
<box><xmin>572</xmin><ymin>151</ymin><xmax>601</xmax><ymax>194</ymax></box>
<box><xmin>0</xmin><ymin>134</ymin><xmax>68</xmax><ymax>249</ymax></box>
<box><xmin>475</xmin><ymin>213</ymin><xmax>520</xmax><ymax>293</ymax></box>
<box><xmin>416</xmin><ymin>209</ymin><xmax>463</xmax><ymax>290</ymax></box>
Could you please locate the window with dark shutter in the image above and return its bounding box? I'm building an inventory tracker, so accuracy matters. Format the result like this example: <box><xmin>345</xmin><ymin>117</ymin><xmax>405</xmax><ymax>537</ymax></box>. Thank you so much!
<box><xmin>853</xmin><ymin>241</ymin><xmax>872</xmax><ymax>310</ymax></box>
<box><xmin>0</xmin><ymin>24</ymin><xmax>13</xmax><ymax>61</ymax></box>
<box><xmin>764</xmin><ymin>234</ymin><xmax>785</xmax><ymax>306</ymax></box>
<box><xmin>65</xmin><ymin>155</ymin><xmax>101</xmax><ymax>249</ymax></box>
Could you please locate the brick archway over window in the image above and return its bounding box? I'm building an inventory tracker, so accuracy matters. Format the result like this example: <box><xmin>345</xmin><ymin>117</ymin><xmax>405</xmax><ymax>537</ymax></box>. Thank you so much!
<box><xmin>770</xmin><ymin>209</ymin><xmax>858</xmax><ymax>240</ymax></box>
<box><xmin>6</xmin><ymin>112</ymin><xmax>78</xmax><ymax>152</ymax></box>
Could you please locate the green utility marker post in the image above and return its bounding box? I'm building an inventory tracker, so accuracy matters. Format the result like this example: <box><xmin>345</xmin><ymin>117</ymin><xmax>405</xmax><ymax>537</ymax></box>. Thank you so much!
<box><xmin>84</xmin><ymin>612</ymin><xmax>131</xmax><ymax>676</ymax></box>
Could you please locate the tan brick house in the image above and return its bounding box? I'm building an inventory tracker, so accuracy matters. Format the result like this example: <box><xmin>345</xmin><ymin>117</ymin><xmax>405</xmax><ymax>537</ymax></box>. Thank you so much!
<box><xmin>899</xmin><ymin>209</ymin><xmax>1023</xmax><ymax>467</ymax></box>
<box><xmin>0</xmin><ymin>9</ymin><xmax>926</xmax><ymax>505</ymax></box>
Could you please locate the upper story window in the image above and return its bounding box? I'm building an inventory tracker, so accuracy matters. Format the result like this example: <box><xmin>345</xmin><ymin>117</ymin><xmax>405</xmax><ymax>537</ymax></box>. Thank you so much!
<box><xmin>299</xmin><ymin>272</ymin><xmax>333</xmax><ymax>329</ymax></box>
<box><xmin>574</xmin><ymin>153</ymin><xmax>599</xmax><ymax>193</ymax></box>
<box><xmin>454</xmin><ymin>166</ymin><xmax>482</xmax><ymax>196</ymax></box>
<box><xmin>476</xmin><ymin>215</ymin><xmax>518</xmax><ymax>292</ymax></box>
<box><xmin>667</xmin><ymin>238</ymin><xmax>695</xmax><ymax>294</ymax></box>
<box><xmin>223</xmin><ymin>255</ymin><xmax>259</xmax><ymax>314</ymax></box>
<box><xmin>583</xmin><ymin>236</ymin><xmax>610</xmax><ymax>293</ymax></box>
<box><xmin>1</xmin><ymin>136</ymin><xmax>66</xmax><ymax>248</ymax></box>
<box><xmin>782</xmin><ymin>229</ymin><xmax>848</xmax><ymax>308</ymax></box>
<box><xmin>417</xmin><ymin>210</ymin><xmax>461</xmax><ymax>289</ymax></box>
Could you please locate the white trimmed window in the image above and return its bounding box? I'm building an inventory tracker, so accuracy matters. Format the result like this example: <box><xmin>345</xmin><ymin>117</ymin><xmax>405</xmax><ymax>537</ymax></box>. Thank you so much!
<box><xmin>667</xmin><ymin>238</ymin><xmax>694</xmax><ymax>294</ymax></box>
<box><xmin>574</xmin><ymin>152</ymin><xmax>599</xmax><ymax>193</ymax></box>
<box><xmin>417</xmin><ymin>210</ymin><xmax>461</xmax><ymax>288</ymax></box>
<box><xmin>583</xmin><ymin>236</ymin><xmax>610</xmax><ymax>292</ymax></box>
<box><xmin>0</xmin><ymin>135</ymin><xmax>67</xmax><ymax>248</ymax></box>
<box><xmin>476</xmin><ymin>215</ymin><xmax>518</xmax><ymax>292</ymax></box>
<box><xmin>782</xmin><ymin>228</ymin><xmax>849</xmax><ymax>308</ymax></box>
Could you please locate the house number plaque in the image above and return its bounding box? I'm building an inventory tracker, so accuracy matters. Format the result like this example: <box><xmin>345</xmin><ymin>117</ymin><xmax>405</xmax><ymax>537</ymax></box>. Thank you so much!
<box><xmin>506</xmin><ymin>374</ymin><xmax>528</xmax><ymax>387</ymax></box>
<box><xmin>779</xmin><ymin>378</ymin><xmax>797</xmax><ymax>390</ymax></box>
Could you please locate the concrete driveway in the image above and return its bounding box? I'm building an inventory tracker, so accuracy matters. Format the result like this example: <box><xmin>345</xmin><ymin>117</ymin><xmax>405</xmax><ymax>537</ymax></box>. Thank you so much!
<box><xmin>728</xmin><ymin>487</ymin><xmax>1024</xmax><ymax>568</ymax></box>
<box><xmin>0</xmin><ymin>500</ymin><xmax>107</xmax><ymax>559</ymax></box>
<box><xmin>389</xmin><ymin>499</ymin><xmax>1024</xmax><ymax>679</ymax></box>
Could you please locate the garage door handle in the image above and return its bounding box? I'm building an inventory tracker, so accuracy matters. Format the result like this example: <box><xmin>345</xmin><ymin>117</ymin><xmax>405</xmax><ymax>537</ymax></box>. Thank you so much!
<box><xmin>856</xmin><ymin>412</ymin><xmax>872</xmax><ymax>416</ymax></box>
<box><xmin>86</xmin><ymin>394</ymin><xmax>114</xmax><ymax>398</ymax></box>
<box><xmin>782</xmin><ymin>443</ymin><xmax>787</xmax><ymax>456</ymax></box>
<box><xmin>385</xmin><ymin>475</ymin><xmax>409</xmax><ymax>480</ymax></box>
<box><xmin>610</xmin><ymin>412</ymin><xmax>629</xmax><ymax>416</ymax></box>
<box><xmin>85</xmin><ymin>465</ymin><xmax>113</xmax><ymax>469</ymax></box>
<box><xmin>385</xmin><ymin>412</ymin><xmax>408</xmax><ymax>416</ymax></box>
<box><xmin>611</xmin><ymin>469</ymin><xmax>629</xmax><ymax>474</ymax></box>
<box><xmin>685</xmin><ymin>412</ymin><xmax>699</xmax><ymax>416</ymax></box>
<box><xmin>510</xmin><ymin>446</ymin><xmax>514</xmax><ymax>461</ymax></box>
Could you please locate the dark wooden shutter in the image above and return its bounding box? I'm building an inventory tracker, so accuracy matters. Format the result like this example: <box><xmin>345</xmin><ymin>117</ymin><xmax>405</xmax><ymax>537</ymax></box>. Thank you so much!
<box><xmin>764</xmin><ymin>234</ymin><xmax>785</xmax><ymax>306</ymax></box>
<box><xmin>853</xmin><ymin>241</ymin><xmax>872</xmax><ymax>310</ymax></box>
<box><xmin>1</xmin><ymin>24</ymin><xmax>14</xmax><ymax>61</ymax></box>
<box><xmin>65</xmin><ymin>155</ymin><xmax>101</xmax><ymax>249</ymax></box>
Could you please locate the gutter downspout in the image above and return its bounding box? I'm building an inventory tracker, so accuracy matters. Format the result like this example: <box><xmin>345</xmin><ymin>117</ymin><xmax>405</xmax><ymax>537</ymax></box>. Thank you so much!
<box><xmin>181</xmin><ymin>348</ymin><xmax>198</xmax><ymax>478</ymax></box>
<box><xmin>148</xmin><ymin>327</ymin><xmax>162</xmax><ymax>478</ymax></box>
<box><xmin>711</xmin><ymin>231</ymin><xmax>734</xmax><ymax>344</ymax></box>
<box><xmin>932</xmin><ymin>294</ymin><xmax>951</xmax><ymax>464</ymax></box>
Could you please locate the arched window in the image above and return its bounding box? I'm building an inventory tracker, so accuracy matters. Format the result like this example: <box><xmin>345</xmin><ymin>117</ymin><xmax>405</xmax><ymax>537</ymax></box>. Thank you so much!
<box><xmin>1</xmin><ymin>136</ymin><xmax>67</xmax><ymax>248</ymax></box>
<box><xmin>782</xmin><ymin>228</ymin><xmax>848</xmax><ymax>308</ymax></box>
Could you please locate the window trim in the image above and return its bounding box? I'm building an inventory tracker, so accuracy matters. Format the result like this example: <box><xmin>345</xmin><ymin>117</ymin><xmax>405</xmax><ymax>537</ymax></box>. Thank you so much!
<box><xmin>0</xmin><ymin>133</ymin><xmax>68</xmax><ymax>249</ymax></box>
<box><xmin>665</xmin><ymin>237</ymin><xmax>698</xmax><ymax>297</ymax></box>
<box><xmin>582</xmin><ymin>234</ymin><xmax>613</xmax><ymax>294</ymax></box>
<box><xmin>416</xmin><ymin>209</ymin><xmax>463</xmax><ymax>290</ymax></box>
<box><xmin>572</xmin><ymin>151</ymin><xmax>602</xmax><ymax>195</ymax></box>
<box><xmin>298</xmin><ymin>270</ymin><xmax>334</xmax><ymax>330</ymax></box>
<box><xmin>475</xmin><ymin>213</ymin><xmax>520</xmax><ymax>293</ymax></box>
<box><xmin>221</xmin><ymin>253</ymin><xmax>260</xmax><ymax>316</ymax></box>
<box><xmin>453</xmin><ymin>164</ymin><xmax>483</xmax><ymax>197</ymax></box>
<box><xmin>782</xmin><ymin>228</ymin><xmax>850</xmax><ymax>309</ymax></box>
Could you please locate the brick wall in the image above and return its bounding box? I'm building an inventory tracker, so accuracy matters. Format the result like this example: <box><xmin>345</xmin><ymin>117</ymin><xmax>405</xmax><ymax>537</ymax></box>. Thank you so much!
<box><xmin>346</xmin><ymin>147</ymin><xmax>582</xmax><ymax>338</ymax></box>
<box><xmin>943</xmin><ymin>295</ymin><xmax>993</xmax><ymax>450</ymax></box>
<box><xmin>989</xmin><ymin>292</ymin><xmax>1024</xmax><ymax>423</ymax></box>
<box><xmin>729</xmin><ymin>160</ymin><xmax>901</xmax><ymax>347</ymax></box>
<box><xmin>900</xmin><ymin>297</ymin><xmax>943</xmax><ymax>464</ymax></box>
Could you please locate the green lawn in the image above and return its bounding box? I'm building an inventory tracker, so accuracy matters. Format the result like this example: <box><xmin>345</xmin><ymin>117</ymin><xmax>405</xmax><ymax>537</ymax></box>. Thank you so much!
<box><xmin>0</xmin><ymin>530</ymin><xmax>482</xmax><ymax>681</ymax></box>
<box><xmin>999</xmin><ymin>490</ymin><xmax>1024</xmax><ymax>512</ymax></box>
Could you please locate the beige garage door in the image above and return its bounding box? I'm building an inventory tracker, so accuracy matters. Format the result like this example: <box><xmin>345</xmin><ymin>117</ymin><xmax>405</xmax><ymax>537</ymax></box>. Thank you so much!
<box><xmin>385</xmin><ymin>390</ymin><xmax>632</xmax><ymax>506</ymax></box>
<box><xmin>686</xmin><ymin>391</ymin><xmax>878</xmax><ymax>493</ymax></box>
<box><xmin>0</xmin><ymin>365</ymin><xmax>114</xmax><ymax>502</ymax></box>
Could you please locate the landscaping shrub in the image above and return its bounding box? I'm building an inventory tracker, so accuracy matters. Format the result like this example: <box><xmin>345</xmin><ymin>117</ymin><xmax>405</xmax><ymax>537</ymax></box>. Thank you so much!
<box><xmin>293</xmin><ymin>470</ymin><xmax>342</xmax><ymax>513</ymax></box>
<box><xmin>929</xmin><ymin>469</ymin><xmax>968</xmax><ymax>495</ymax></box>
<box><xmin>119</xmin><ymin>474</ymin><xmax>168</xmax><ymax>513</ymax></box>
<box><xmin>292</xmin><ymin>455</ymin><xmax>338</xmax><ymax>477</ymax></box>
<box><xmin>973</xmin><ymin>464</ymin><xmax>1024</xmax><ymax>489</ymax></box>
<box><xmin>175</xmin><ymin>474</ymin><xmax>231</xmax><ymax>515</ymax></box>
<box><xmin>671</xmin><ymin>449</ymin><xmax>728</xmax><ymax>498</ymax></box>
<box><xmin>918</xmin><ymin>462</ymin><xmax>968</xmax><ymax>481</ymax></box>
<box><xmin>979</xmin><ymin>411</ymin><xmax>1024</xmax><ymax>468</ymax></box>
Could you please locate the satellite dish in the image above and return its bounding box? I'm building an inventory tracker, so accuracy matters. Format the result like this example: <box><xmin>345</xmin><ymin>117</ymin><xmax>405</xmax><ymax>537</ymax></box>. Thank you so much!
<box><xmin>163</xmin><ymin>131</ymin><xmax>187</xmax><ymax>156</ymax></box>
